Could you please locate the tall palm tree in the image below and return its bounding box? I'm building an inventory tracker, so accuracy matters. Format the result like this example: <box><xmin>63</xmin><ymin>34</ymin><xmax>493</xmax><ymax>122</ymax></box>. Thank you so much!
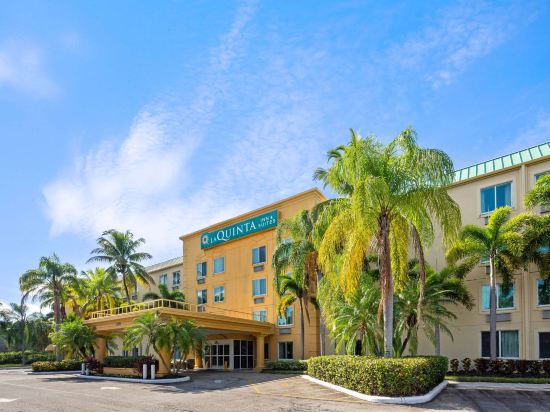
<box><xmin>143</xmin><ymin>284</ymin><xmax>185</xmax><ymax>302</ymax></box>
<box><xmin>87</xmin><ymin>229</ymin><xmax>154</xmax><ymax>304</ymax></box>
<box><xmin>50</xmin><ymin>314</ymin><xmax>96</xmax><ymax>359</ymax></box>
<box><xmin>20</xmin><ymin>254</ymin><xmax>77</xmax><ymax>359</ymax></box>
<box><xmin>446</xmin><ymin>206</ymin><xmax>522</xmax><ymax>359</ymax></box>
<box><xmin>273</xmin><ymin>209</ymin><xmax>323</xmax><ymax>357</ymax></box>
<box><xmin>26</xmin><ymin>312</ymin><xmax>52</xmax><ymax>351</ymax></box>
<box><xmin>315</xmin><ymin>128</ymin><xmax>461</xmax><ymax>357</ymax></box>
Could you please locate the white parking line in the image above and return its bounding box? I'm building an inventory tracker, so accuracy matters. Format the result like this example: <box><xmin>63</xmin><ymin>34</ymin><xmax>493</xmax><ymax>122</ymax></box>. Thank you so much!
<box><xmin>100</xmin><ymin>387</ymin><xmax>121</xmax><ymax>390</ymax></box>
<box><xmin>0</xmin><ymin>399</ymin><xmax>18</xmax><ymax>403</ymax></box>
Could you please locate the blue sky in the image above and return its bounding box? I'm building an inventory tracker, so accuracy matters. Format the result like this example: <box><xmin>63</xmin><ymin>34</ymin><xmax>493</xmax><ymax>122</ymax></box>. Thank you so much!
<box><xmin>1</xmin><ymin>0</ymin><xmax>549</xmax><ymax>310</ymax></box>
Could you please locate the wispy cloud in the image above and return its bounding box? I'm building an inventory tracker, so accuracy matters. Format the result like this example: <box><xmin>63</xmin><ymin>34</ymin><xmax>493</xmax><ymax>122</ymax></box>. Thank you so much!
<box><xmin>386</xmin><ymin>1</ymin><xmax>532</xmax><ymax>89</ymax></box>
<box><xmin>0</xmin><ymin>40</ymin><xmax>57</xmax><ymax>97</ymax></box>
<box><xmin>504</xmin><ymin>111</ymin><xmax>550</xmax><ymax>154</ymax></box>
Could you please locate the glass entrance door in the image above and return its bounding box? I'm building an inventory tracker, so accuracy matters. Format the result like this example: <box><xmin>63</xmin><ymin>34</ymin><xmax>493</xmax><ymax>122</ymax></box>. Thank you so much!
<box><xmin>233</xmin><ymin>340</ymin><xmax>254</xmax><ymax>369</ymax></box>
<box><xmin>204</xmin><ymin>343</ymin><xmax>230</xmax><ymax>369</ymax></box>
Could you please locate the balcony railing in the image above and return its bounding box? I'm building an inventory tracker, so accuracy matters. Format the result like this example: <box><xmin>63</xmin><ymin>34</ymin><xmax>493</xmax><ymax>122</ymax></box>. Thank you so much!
<box><xmin>88</xmin><ymin>298</ymin><xmax>266</xmax><ymax>323</ymax></box>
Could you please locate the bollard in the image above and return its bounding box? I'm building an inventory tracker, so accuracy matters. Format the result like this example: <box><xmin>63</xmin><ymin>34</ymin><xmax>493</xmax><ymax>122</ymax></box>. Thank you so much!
<box><xmin>85</xmin><ymin>368</ymin><xmax>90</xmax><ymax>376</ymax></box>
<box><xmin>142</xmin><ymin>364</ymin><xmax>148</xmax><ymax>380</ymax></box>
<box><xmin>81</xmin><ymin>363</ymin><xmax>85</xmax><ymax>375</ymax></box>
<box><xmin>151</xmin><ymin>364</ymin><xmax>156</xmax><ymax>380</ymax></box>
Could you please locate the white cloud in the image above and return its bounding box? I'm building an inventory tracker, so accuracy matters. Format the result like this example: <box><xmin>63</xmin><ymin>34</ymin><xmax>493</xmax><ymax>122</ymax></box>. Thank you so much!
<box><xmin>0</xmin><ymin>40</ymin><xmax>57</xmax><ymax>96</ymax></box>
<box><xmin>386</xmin><ymin>2</ymin><xmax>530</xmax><ymax>89</ymax></box>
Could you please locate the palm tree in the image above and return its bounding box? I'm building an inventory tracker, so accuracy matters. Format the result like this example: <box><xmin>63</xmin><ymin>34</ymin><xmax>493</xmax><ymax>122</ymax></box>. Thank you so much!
<box><xmin>0</xmin><ymin>300</ymin><xmax>29</xmax><ymax>362</ymax></box>
<box><xmin>171</xmin><ymin>319</ymin><xmax>204</xmax><ymax>373</ymax></box>
<box><xmin>81</xmin><ymin>268</ymin><xmax>122</xmax><ymax>312</ymax></box>
<box><xmin>393</xmin><ymin>262</ymin><xmax>473</xmax><ymax>356</ymax></box>
<box><xmin>525</xmin><ymin>173</ymin><xmax>550</xmax><ymax>208</ymax></box>
<box><xmin>26</xmin><ymin>312</ymin><xmax>52</xmax><ymax>351</ymax></box>
<box><xmin>273</xmin><ymin>209</ymin><xmax>323</xmax><ymax>358</ymax></box>
<box><xmin>315</xmin><ymin>128</ymin><xmax>461</xmax><ymax>357</ymax></box>
<box><xmin>50</xmin><ymin>314</ymin><xmax>96</xmax><ymax>359</ymax></box>
<box><xmin>20</xmin><ymin>254</ymin><xmax>77</xmax><ymax>359</ymax></box>
<box><xmin>143</xmin><ymin>284</ymin><xmax>185</xmax><ymax>302</ymax></box>
<box><xmin>87</xmin><ymin>229</ymin><xmax>154</xmax><ymax>304</ymax></box>
<box><xmin>446</xmin><ymin>206</ymin><xmax>522</xmax><ymax>359</ymax></box>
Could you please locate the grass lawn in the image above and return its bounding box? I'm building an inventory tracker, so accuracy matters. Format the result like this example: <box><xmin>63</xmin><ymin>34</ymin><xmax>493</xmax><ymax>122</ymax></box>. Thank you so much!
<box><xmin>0</xmin><ymin>364</ymin><xmax>24</xmax><ymax>368</ymax></box>
<box><xmin>446</xmin><ymin>375</ymin><xmax>550</xmax><ymax>384</ymax></box>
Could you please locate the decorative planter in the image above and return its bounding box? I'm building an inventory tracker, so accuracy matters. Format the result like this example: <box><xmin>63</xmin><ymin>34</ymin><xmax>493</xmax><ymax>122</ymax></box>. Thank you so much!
<box><xmin>102</xmin><ymin>367</ymin><xmax>141</xmax><ymax>377</ymax></box>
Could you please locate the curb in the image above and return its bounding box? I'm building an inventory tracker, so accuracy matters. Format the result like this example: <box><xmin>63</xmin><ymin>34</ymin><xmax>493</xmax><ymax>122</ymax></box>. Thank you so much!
<box><xmin>28</xmin><ymin>370</ymin><xmax>80</xmax><ymax>375</ymax></box>
<box><xmin>301</xmin><ymin>375</ymin><xmax>448</xmax><ymax>404</ymax></box>
<box><xmin>77</xmin><ymin>374</ymin><xmax>191</xmax><ymax>384</ymax></box>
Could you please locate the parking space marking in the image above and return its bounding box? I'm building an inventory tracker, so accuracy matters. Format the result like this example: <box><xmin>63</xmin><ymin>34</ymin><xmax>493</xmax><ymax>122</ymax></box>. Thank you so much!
<box><xmin>0</xmin><ymin>399</ymin><xmax>18</xmax><ymax>403</ymax></box>
<box><xmin>100</xmin><ymin>386</ymin><xmax>121</xmax><ymax>390</ymax></box>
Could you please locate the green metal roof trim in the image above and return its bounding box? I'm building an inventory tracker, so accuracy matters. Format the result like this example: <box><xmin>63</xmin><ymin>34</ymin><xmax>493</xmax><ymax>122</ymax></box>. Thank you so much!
<box><xmin>453</xmin><ymin>141</ymin><xmax>550</xmax><ymax>182</ymax></box>
<box><xmin>145</xmin><ymin>256</ymin><xmax>183</xmax><ymax>272</ymax></box>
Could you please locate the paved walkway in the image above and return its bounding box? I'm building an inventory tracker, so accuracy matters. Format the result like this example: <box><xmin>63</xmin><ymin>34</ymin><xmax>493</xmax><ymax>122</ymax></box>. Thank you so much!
<box><xmin>449</xmin><ymin>380</ymin><xmax>550</xmax><ymax>391</ymax></box>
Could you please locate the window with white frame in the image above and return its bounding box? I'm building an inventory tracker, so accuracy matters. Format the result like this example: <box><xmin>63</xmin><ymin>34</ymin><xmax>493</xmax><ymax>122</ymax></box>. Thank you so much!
<box><xmin>213</xmin><ymin>257</ymin><xmax>225</xmax><ymax>274</ymax></box>
<box><xmin>252</xmin><ymin>246</ymin><xmax>266</xmax><ymax>265</ymax></box>
<box><xmin>159</xmin><ymin>274</ymin><xmax>167</xmax><ymax>285</ymax></box>
<box><xmin>480</xmin><ymin>182</ymin><xmax>512</xmax><ymax>214</ymax></box>
<box><xmin>481</xmin><ymin>330</ymin><xmax>519</xmax><ymax>358</ymax></box>
<box><xmin>252</xmin><ymin>278</ymin><xmax>266</xmax><ymax>296</ymax></box>
<box><xmin>481</xmin><ymin>284</ymin><xmax>514</xmax><ymax>310</ymax></box>
<box><xmin>197</xmin><ymin>289</ymin><xmax>207</xmax><ymax>305</ymax></box>
<box><xmin>253</xmin><ymin>309</ymin><xmax>267</xmax><ymax>322</ymax></box>
<box><xmin>172</xmin><ymin>271</ymin><xmax>181</xmax><ymax>285</ymax></box>
<box><xmin>197</xmin><ymin>262</ymin><xmax>207</xmax><ymax>278</ymax></box>
<box><xmin>214</xmin><ymin>286</ymin><xmax>225</xmax><ymax>303</ymax></box>
<box><xmin>278</xmin><ymin>341</ymin><xmax>293</xmax><ymax>360</ymax></box>
<box><xmin>540</xmin><ymin>332</ymin><xmax>550</xmax><ymax>359</ymax></box>
<box><xmin>277</xmin><ymin>306</ymin><xmax>294</xmax><ymax>326</ymax></box>
<box><xmin>537</xmin><ymin>279</ymin><xmax>550</xmax><ymax>306</ymax></box>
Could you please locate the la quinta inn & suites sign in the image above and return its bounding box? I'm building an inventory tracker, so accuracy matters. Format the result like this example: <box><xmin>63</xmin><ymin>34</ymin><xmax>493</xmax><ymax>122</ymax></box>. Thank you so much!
<box><xmin>200</xmin><ymin>210</ymin><xmax>278</xmax><ymax>249</ymax></box>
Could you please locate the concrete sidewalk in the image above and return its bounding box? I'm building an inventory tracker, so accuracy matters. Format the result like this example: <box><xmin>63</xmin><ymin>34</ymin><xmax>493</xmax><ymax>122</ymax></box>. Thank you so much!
<box><xmin>449</xmin><ymin>380</ymin><xmax>550</xmax><ymax>391</ymax></box>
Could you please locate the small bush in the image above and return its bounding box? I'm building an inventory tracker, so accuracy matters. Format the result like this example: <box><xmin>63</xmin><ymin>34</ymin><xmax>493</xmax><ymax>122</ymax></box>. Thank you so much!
<box><xmin>307</xmin><ymin>356</ymin><xmax>448</xmax><ymax>397</ymax></box>
<box><xmin>84</xmin><ymin>356</ymin><xmax>100</xmax><ymax>372</ymax></box>
<box><xmin>474</xmin><ymin>358</ymin><xmax>489</xmax><ymax>375</ymax></box>
<box><xmin>449</xmin><ymin>359</ymin><xmax>459</xmax><ymax>374</ymax></box>
<box><xmin>542</xmin><ymin>360</ymin><xmax>550</xmax><ymax>376</ymax></box>
<box><xmin>0</xmin><ymin>351</ymin><xmax>52</xmax><ymax>365</ymax></box>
<box><xmin>264</xmin><ymin>360</ymin><xmax>308</xmax><ymax>371</ymax></box>
<box><xmin>103</xmin><ymin>356</ymin><xmax>149</xmax><ymax>368</ymax></box>
<box><xmin>31</xmin><ymin>360</ymin><xmax>82</xmax><ymax>372</ymax></box>
<box><xmin>461</xmin><ymin>358</ymin><xmax>472</xmax><ymax>374</ymax></box>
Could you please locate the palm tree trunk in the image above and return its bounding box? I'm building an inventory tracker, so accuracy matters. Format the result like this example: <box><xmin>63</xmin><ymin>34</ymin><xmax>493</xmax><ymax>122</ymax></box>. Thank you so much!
<box><xmin>299</xmin><ymin>299</ymin><xmax>305</xmax><ymax>360</ymax></box>
<box><xmin>53</xmin><ymin>291</ymin><xmax>62</xmax><ymax>361</ymax></box>
<box><xmin>489</xmin><ymin>256</ymin><xmax>497</xmax><ymax>360</ymax></box>
<box><xmin>434</xmin><ymin>324</ymin><xmax>441</xmax><ymax>356</ymax></box>
<box><xmin>316</xmin><ymin>269</ymin><xmax>325</xmax><ymax>356</ymax></box>
<box><xmin>379</xmin><ymin>214</ymin><xmax>393</xmax><ymax>358</ymax></box>
<box><xmin>122</xmin><ymin>276</ymin><xmax>131</xmax><ymax>304</ymax></box>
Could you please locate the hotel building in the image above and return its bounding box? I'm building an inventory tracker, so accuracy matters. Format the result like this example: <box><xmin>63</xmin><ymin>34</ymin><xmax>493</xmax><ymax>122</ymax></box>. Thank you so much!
<box><xmin>88</xmin><ymin>142</ymin><xmax>550</xmax><ymax>370</ymax></box>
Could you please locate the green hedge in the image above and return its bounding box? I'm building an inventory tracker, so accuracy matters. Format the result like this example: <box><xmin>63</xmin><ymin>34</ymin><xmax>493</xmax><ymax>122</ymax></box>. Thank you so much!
<box><xmin>264</xmin><ymin>360</ymin><xmax>308</xmax><ymax>371</ymax></box>
<box><xmin>31</xmin><ymin>360</ymin><xmax>82</xmax><ymax>372</ymax></box>
<box><xmin>307</xmin><ymin>356</ymin><xmax>448</xmax><ymax>397</ymax></box>
<box><xmin>0</xmin><ymin>351</ymin><xmax>53</xmax><ymax>365</ymax></box>
<box><xmin>103</xmin><ymin>356</ymin><xmax>149</xmax><ymax>368</ymax></box>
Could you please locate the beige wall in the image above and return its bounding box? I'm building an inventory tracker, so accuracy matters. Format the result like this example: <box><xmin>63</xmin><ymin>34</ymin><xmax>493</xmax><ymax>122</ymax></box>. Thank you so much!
<box><xmin>135</xmin><ymin>261</ymin><xmax>183</xmax><ymax>302</ymax></box>
<box><xmin>418</xmin><ymin>157</ymin><xmax>550</xmax><ymax>360</ymax></box>
<box><xmin>180</xmin><ymin>188</ymin><xmax>326</xmax><ymax>361</ymax></box>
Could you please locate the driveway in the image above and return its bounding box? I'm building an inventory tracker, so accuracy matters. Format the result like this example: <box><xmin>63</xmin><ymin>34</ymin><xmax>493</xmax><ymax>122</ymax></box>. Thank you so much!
<box><xmin>1</xmin><ymin>368</ymin><xmax>550</xmax><ymax>411</ymax></box>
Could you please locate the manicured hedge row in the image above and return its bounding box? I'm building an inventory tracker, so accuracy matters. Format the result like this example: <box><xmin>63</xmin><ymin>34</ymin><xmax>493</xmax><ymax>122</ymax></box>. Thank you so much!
<box><xmin>449</xmin><ymin>358</ymin><xmax>550</xmax><ymax>377</ymax></box>
<box><xmin>103</xmin><ymin>356</ymin><xmax>151</xmax><ymax>368</ymax></box>
<box><xmin>0</xmin><ymin>351</ymin><xmax>53</xmax><ymax>365</ymax></box>
<box><xmin>31</xmin><ymin>360</ymin><xmax>82</xmax><ymax>372</ymax></box>
<box><xmin>265</xmin><ymin>360</ymin><xmax>308</xmax><ymax>371</ymax></box>
<box><xmin>307</xmin><ymin>356</ymin><xmax>448</xmax><ymax>397</ymax></box>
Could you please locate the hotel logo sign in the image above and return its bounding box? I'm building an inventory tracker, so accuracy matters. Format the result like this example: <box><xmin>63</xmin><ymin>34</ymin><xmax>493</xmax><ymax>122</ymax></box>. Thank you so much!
<box><xmin>200</xmin><ymin>210</ymin><xmax>278</xmax><ymax>249</ymax></box>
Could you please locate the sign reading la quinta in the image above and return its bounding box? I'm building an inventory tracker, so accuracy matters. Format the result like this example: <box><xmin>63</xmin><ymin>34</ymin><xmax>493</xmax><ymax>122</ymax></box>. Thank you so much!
<box><xmin>200</xmin><ymin>210</ymin><xmax>278</xmax><ymax>249</ymax></box>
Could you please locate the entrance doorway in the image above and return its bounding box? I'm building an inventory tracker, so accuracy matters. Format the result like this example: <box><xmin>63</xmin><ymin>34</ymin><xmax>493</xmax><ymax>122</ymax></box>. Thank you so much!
<box><xmin>204</xmin><ymin>343</ymin><xmax>230</xmax><ymax>369</ymax></box>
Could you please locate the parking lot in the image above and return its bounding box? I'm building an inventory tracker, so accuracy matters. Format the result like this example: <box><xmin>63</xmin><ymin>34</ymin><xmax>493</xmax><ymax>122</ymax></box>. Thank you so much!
<box><xmin>1</xmin><ymin>368</ymin><xmax>550</xmax><ymax>411</ymax></box>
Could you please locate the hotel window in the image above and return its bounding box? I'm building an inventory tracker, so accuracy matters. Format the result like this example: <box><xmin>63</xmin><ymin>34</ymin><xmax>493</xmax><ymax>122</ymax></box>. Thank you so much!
<box><xmin>159</xmin><ymin>274</ymin><xmax>167</xmax><ymax>285</ymax></box>
<box><xmin>480</xmin><ymin>182</ymin><xmax>512</xmax><ymax>214</ymax></box>
<box><xmin>252</xmin><ymin>246</ymin><xmax>266</xmax><ymax>265</ymax></box>
<box><xmin>213</xmin><ymin>257</ymin><xmax>225</xmax><ymax>274</ymax></box>
<box><xmin>197</xmin><ymin>289</ymin><xmax>207</xmax><ymax>305</ymax></box>
<box><xmin>252</xmin><ymin>278</ymin><xmax>266</xmax><ymax>297</ymax></box>
<box><xmin>481</xmin><ymin>284</ymin><xmax>515</xmax><ymax>310</ymax></box>
<box><xmin>540</xmin><ymin>332</ymin><xmax>550</xmax><ymax>359</ymax></box>
<box><xmin>214</xmin><ymin>286</ymin><xmax>225</xmax><ymax>303</ymax></box>
<box><xmin>172</xmin><ymin>271</ymin><xmax>181</xmax><ymax>285</ymax></box>
<box><xmin>197</xmin><ymin>262</ymin><xmax>207</xmax><ymax>278</ymax></box>
<box><xmin>277</xmin><ymin>306</ymin><xmax>294</xmax><ymax>326</ymax></box>
<box><xmin>537</xmin><ymin>279</ymin><xmax>550</xmax><ymax>306</ymax></box>
<box><xmin>278</xmin><ymin>342</ymin><xmax>294</xmax><ymax>360</ymax></box>
<box><xmin>481</xmin><ymin>330</ymin><xmax>519</xmax><ymax>358</ymax></box>
<box><xmin>253</xmin><ymin>309</ymin><xmax>267</xmax><ymax>322</ymax></box>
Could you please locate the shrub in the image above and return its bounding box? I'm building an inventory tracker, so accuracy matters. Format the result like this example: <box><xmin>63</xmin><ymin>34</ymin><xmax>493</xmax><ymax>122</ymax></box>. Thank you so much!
<box><xmin>449</xmin><ymin>359</ymin><xmax>460</xmax><ymax>374</ymax></box>
<box><xmin>103</xmin><ymin>356</ymin><xmax>148</xmax><ymax>368</ymax></box>
<box><xmin>264</xmin><ymin>360</ymin><xmax>308</xmax><ymax>371</ymax></box>
<box><xmin>542</xmin><ymin>360</ymin><xmax>550</xmax><ymax>376</ymax></box>
<box><xmin>307</xmin><ymin>356</ymin><xmax>448</xmax><ymax>397</ymax></box>
<box><xmin>488</xmin><ymin>359</ymin><xmax>502</xmax><ymax>375</ymax></box>
<box><xmin>31</xmin><ymin>360</ymin><xmax>82</xmax><ymax>372</ymax></box>
<box><xmin>84</xmin><ymin>356</ymin><xmax>100</xmax><ymax>372</ymax></box>
<box><xmin>461</xmin><ymin>358</ymin><xmax>472</xmax><ymax>374</ymax></box>
<box><xmin>474</xmin><ymin>358</ymin><xmax>489</xmax><ymax>375</ymax></box>
<box><xmin>134</xmin><ymin>355</ymin><xmax>159</xmax><ymax>375</ymax></box>
<box><xmin>0</xmin><ymin>351</ymin><xmax>52</xmax><ymax>365</ymax></box>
